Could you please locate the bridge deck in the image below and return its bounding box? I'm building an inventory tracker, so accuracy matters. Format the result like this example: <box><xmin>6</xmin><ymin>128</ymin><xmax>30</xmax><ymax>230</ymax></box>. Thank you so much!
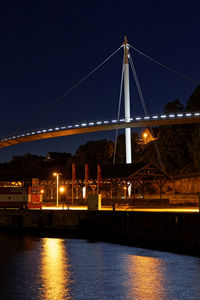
<box><xmin>0</xmin><ymin>114</ymin><xmax>200</xmax><ymax>148</ymax></box>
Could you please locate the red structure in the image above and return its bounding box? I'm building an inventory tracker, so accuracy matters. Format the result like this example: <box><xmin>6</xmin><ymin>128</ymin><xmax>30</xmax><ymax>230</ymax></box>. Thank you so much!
<box><xmin>27</xmin><ymin>178</ymin><xmax>42</xmax><ymax>209</ymax></box>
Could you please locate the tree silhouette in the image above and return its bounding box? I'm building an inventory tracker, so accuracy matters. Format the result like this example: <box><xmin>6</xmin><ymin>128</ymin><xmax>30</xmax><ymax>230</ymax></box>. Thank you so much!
<box><xmin>164</xmin><ymin>99</ymin><xmax>185</xmax><ymax>113</ymax></box>
<box><xmin>186</xmin><ymin>85</ymin><xmax>200</xmax><ymax>112</ymax></box>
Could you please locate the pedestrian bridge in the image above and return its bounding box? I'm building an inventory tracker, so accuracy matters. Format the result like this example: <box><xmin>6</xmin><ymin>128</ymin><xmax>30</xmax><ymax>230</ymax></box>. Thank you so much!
<box><xmin>0</xmin><ymin>111</ymin><xmax>199</xmax><ymax>148</ymax></box>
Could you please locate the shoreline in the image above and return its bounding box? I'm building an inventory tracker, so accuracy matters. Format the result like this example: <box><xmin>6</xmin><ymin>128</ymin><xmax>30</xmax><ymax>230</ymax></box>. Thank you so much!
<box><xmin>0</xmin><ymin>209</ymin><xmax>200</xmax><ymax>258</ymax></box>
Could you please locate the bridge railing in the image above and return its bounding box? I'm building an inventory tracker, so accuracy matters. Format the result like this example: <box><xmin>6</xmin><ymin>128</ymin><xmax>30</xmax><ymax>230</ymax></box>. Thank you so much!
<box><xmin>1</xmin><ymin>111</ymin><xmax>200</xmax><ymax>143</ymax></box>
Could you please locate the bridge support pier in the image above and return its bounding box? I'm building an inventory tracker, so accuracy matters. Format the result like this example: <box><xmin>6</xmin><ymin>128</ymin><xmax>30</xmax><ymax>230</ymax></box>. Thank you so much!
<box><xmin>123</xmin><ymin>36</ymin><xmax>132</xmax><ymax>164</ymax></box>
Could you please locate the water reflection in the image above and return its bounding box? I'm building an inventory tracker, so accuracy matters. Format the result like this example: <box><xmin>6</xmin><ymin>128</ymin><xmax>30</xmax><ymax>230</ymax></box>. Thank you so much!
<box><xmin>0</xmin><ymin>234</ymin><xmax>199</xmax><ymax>300</ymax></box>
<box><xmin>126</xmin><ymin>254</ymin><xmax>166</xmax><ymax>299</ymax></box>
<box><xmin>40</xmin><ymin>238</ymin><xmax>72</xmax><ymax>300</ymax></box>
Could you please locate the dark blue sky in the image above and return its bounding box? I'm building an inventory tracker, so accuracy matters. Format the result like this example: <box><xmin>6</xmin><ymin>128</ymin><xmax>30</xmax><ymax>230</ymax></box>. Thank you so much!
<box><xmin>0</xmin><ymin>1</ymin><xmax>199</xmax><ymax>162</ymax></box>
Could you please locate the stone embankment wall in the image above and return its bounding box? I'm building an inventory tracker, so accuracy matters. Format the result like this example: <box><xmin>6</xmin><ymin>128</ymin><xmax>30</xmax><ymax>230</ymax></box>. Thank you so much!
<box><xmin>143</xmin><ymin>193</ymin><xmax>198</xmax><ymax>205</ymax></box>
<box><xmin>164</xmin><ymin>176</ymin><xmax>200</xmax><ymax>194</ymax></box>
<box><xmin>149</xmin><ymin>175</ymin><xmax>200</xmax><ymax>204</ymax></box>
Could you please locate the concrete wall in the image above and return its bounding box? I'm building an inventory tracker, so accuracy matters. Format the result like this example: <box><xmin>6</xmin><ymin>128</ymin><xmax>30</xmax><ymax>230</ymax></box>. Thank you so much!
<box><xmin>0</xmin><ymin>209</ymin><xmax>200</xmax><ymax>257</ymax></box>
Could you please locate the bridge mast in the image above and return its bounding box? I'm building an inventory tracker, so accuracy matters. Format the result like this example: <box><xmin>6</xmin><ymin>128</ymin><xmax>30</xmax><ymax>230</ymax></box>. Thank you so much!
<box><xmin>123</xmin><ymin>36</ymin><xmax>132</xmax><ymax>164</ymax></box>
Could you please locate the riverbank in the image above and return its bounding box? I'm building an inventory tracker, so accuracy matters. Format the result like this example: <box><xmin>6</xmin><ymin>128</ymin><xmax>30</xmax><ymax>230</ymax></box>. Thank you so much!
<box><xmin>0</xmin><ymin>209</ymin><xmax>200</xmax><ymax>257</ymax></box>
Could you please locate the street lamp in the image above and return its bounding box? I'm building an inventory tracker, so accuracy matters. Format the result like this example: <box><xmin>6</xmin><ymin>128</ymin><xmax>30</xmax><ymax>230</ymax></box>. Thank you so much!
<box><xmin>53</xmin><ymin>172</ymin><xmax>62</xmax><ymax>207</ymax></box>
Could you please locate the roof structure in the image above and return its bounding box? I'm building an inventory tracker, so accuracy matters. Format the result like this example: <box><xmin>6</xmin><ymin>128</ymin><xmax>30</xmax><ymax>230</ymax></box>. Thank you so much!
<box><xmin>101</xmin><ymin>162</ymin><xmax>170</xmax><ymax>183</ymax></box>
<box><xmin>0</xmin><ymin>162</ymin><xmax>170</xmax><ymax>189</ymax></box>
<box><xmin>59</xmin><ymin>162</ymin><xmax>170</xmax><ymax>189</ymax></box>
<box><xmin>101</xmin><ymin>163</ymin><xmax>148</xmax><ymax>179</ymax></box>
<box><xmin>128</xmin><ymin>162</ymin><xmax>170</xmax><ymax>181</ymax></box>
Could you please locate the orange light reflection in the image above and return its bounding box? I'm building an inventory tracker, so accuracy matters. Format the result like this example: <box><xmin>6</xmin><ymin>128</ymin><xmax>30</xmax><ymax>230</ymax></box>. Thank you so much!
<box><xmin>40</xmin><ymin>238</ymin><xmax>71</xmax><ymax>300</ymax></box>
<box><xmin>126</xmin><ymin>255</ymin><xmax>166</xmax><ymax>299</ymax></box>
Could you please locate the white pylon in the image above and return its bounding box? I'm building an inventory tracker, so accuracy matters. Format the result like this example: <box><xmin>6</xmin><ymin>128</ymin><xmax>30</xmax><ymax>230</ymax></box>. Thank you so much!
<box><xmin>123</xmin><ymin>36</ymin><xmax>132</xmax><ymax>164</ymax></box>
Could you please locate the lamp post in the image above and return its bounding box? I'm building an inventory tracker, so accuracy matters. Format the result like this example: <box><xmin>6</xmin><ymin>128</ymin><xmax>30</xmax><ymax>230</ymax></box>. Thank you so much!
<box><xmin>53</xmin><ymin>172</ymin><xmax>62</xmax><ymax>207</ymax></box>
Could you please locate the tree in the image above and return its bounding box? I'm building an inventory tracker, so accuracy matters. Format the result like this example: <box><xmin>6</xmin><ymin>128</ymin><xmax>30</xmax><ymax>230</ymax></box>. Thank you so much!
<box><xmin>8</xmin><ymin>153</ymin><xmax>43</xmax><ymax>169</ymax></box>
<box><xmin>163</xmin><ymin>99</ymin><xmax>185</xmax><ymax>113</ymax></box>
<box><xmin>139</xmin><ymin>123</ymin><xmax>200</xmax><ymax>175</ymax></box>
<box><xmin>71</xmin><ymin>139</ymin><xmax>114</xmax><ymax>166</ymax></box>
<box><xmin>45</xmin><ymin>152</ymin><xmax>71</xmax><ymax>167</ymax></box>
<box><xmin>115</xmin><ymin>132</ymin><xmax>140</xmax><ymax>164</ymax></box>
<box><xmin>186</xmin><ymin>85</ymin><xmax>200</xmax><ymax>112</ymax></box>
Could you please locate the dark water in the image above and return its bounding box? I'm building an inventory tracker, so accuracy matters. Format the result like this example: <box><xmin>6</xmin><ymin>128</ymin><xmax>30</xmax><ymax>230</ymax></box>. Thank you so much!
<box><xmin>0</xmin><ymin>233</ymin><xmax>199</xmax><ymax>300</ymax></box>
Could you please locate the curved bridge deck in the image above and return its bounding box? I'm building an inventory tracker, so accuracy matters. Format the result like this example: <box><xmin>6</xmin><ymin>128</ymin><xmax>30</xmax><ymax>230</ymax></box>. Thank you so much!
<box><xmin>0</xmin><ymin>112</ymin><xmax>200</xmax><ymax>148</ymax></box>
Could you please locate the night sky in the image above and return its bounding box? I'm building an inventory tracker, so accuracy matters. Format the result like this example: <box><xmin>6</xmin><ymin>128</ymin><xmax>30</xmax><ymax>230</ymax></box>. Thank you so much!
<box><xmin>0</xmin><ymin>1</ymin><xmax>199</xmax><ymax>162</ymax></box>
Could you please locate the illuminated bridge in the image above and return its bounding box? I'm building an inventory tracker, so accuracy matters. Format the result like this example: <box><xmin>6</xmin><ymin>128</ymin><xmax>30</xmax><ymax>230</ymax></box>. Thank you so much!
<box><xmin>0</xmin><ymin>111</ymin><xmax>200</xmax><ymax>149</ymax></box>
<box><xmin>1</xmin><ymin>36</ymin><xmax>199</xmax><ymax>158</ymax></box>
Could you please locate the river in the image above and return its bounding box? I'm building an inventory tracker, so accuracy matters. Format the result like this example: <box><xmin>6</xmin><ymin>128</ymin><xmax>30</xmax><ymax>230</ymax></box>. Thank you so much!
<box><xmin>0</xmin><ymin>232</ymin><xmax>199</xmax><ymax>299</ymax></box>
